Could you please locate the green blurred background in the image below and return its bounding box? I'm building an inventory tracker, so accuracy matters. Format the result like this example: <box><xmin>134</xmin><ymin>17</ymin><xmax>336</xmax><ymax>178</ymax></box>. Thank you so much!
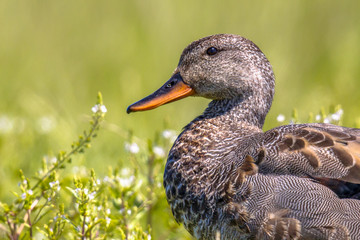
<box><xmin>0</xmin><ymin>0</ymin><xmax>360</xmax><ymax>236</ymax></box>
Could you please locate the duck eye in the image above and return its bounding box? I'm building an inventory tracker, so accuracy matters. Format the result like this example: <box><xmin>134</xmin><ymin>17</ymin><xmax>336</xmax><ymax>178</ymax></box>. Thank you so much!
<box><xmin>206</xmin><ymin>47</ymin><xmax>218</xmax><ymax>56</ymax></box>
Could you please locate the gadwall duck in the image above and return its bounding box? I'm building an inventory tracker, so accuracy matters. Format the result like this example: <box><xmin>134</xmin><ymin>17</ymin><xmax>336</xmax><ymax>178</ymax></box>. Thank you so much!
<box><xmin>127</xmin><ymin>34</ymin><xmax>360</xmax><ymax>239</ymax></box>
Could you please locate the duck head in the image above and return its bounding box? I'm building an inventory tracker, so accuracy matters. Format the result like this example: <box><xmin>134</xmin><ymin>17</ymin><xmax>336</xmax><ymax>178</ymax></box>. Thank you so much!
<box><xmin>127</xmin><ymin>34</ymin><xmax>275</xmax><ymax>115</ymax></box>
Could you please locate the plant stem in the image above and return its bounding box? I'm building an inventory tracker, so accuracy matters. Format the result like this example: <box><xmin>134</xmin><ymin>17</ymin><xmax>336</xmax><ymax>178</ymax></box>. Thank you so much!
<box><xmin>81</xmin><ymin>213</ymin><xmax>86</xmax><ymax>240</ymax></box>
<box><xmin>27</xmin><ymin>210</ymin><xmax>32</xmax><ymax>239</ymax></box>
<box><xmin>32</xmin><ymin>116</ymin><xmax>101</xmax><ymax>191</ymax></box>
<box><xmin>146</xmin><ymin>154</ymin><xmax>155</xmax><ymax>227</ymax></box>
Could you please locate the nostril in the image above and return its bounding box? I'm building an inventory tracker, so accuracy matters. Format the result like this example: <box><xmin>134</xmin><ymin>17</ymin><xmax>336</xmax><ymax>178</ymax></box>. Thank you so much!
<box><xmin>166</xmin><ymin>80</ymin><xmax>176</xmax><ymax>88</ymax></box>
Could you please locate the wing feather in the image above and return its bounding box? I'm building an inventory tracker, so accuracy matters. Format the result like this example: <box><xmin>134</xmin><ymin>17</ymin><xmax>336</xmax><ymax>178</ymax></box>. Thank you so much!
<box><xmin>260</xmin><ymin>123</ymin><xmax>360</xmax><ymax>184</ymax></box>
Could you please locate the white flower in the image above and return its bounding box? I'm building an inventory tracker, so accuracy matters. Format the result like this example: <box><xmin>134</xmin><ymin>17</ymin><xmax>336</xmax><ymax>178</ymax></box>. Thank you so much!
<box><xmin>21</xmin><ymin>193</ymin><xmax>26</xmax><ymax>199</ymax></box>
<box><xmin>153</xmin><ymin>146</ymin><xmax>165</xmax><ymax>158</ymax></box>
<box><xmin>0</xmin><ymin>115</ymin><xmax>14</xmax><ymax>134</ymax></box>
<box><xmin>105</xmin><ymin>217</ymin><xmax>111</xmax><ymax>225</ymax></box>
<box><xmin>323</xmin><ymin>117</ymin><xmax>331</xmax><ymax>124</ymax></box>
<box><xmin>162</xmin><ymin>129</ymin><xmax>177</xmax><ymax>142</ymax></box>
<box><xmin>121</xmin><ymin>168</ymin><xmax>131</xmax><ymax>176</ymax></box>
<box><xmin>127</xmin><ymin>209</ymin><xmax>132</xmax><ymax>215</ymax></box>
<box><xmin>83</xmin><ymin>188</ymin><xmax>89</xmax><ymax>195</ymax></box>
<box><xmin>100</xmin><ymin>105</ymin><xmax>107</xmax><ymax>113</ymax></box>
<box><xmin>49</xmin><ymin>180</ymin><xmax>59</xmax><ymax>188</ymax></box>
<box><xmin>103</xmin><ymin>176</ymin><xmax>110</xmax><ymax>182</ymax></box>
<box><xmin>331</xmin><ymin>109</ymin><xmax>343</xmax><ymax>121</ymax></box>
<box><xmin>50</xmin><ymin>157</ymin><xmax>57</xmax><ymax>164</ymax></box>
<box><xmin>92</xmin><ymin>104</ymin><xmax>107</xmax><ymax>113</ymax></box>
<box><xmin>331</xmin><ymin>113</ymin><xmax>341</xmax><ymax>121</ymax></box>
<box><xmin>27</xmin><ymin>190</ymin><xmax>33</xmax><ymax>195</ymax></box>
<box><xmin>75</xmin><ymin>188</ymin><xmax>81</xmax><ymax>194</ymax></box>
<box><xmin>48</xmin><ymin>180</ymin><xmax>61</xmax><ymax>192</ymax></box>
<box><xmin>72</xmin><ymin>166</ymin><xmax>87</xmax><ymax>175</ymax></box>
<box><xmin>315</xmin><ymin>114</ymin><xmax>321</xmax><ymax>121</ymax></box>
<box><xmin>96</xmin><ymin>179</ymin><xmax>101</xmax><ymax>185</ymax></box>
<box><xmin>37</xmin><ymin>116</ymin><xmax>56</xmax><ymax>133</ymax></box>
<box><xmin>118</xmin><ymin>176</ymin><xmax>135</xmax><ymax>188</ymax></box>
<box><xmin>106</xmin><ymin>208</ymin><xmax>111</xmax><ymax>215</ymax></box>
<box><xmin>276</xmin><ymin>114</ymin><xmax>285</xmax><ymax>123</ymax></box>
<box><xmin>91</xmin><ymin>105</ymin><xmax>99</xmax><ymax>113</ymax></box>
<box><xmin>23</xmin><ymin>180</ymin><xmax>28</xmax><ymax>185</ymax></box>
<box><xmin>88</xmin><ymin>191</ymin><xmax>96</xmax><ymax>200</ymax></box>
<box><xmin>85</xmin><ymin>216</ymin><xmax>91</xmax><ymax>223</ymax></box>
<box><xmin>125</xmin><ymin>142</ymin><xmax>139</xmax><ymax>154</ymax></box>
<box><xmin>147</xmin><ymin>234</ymin><xmax>151</xmax><ymax>240</ymax></box>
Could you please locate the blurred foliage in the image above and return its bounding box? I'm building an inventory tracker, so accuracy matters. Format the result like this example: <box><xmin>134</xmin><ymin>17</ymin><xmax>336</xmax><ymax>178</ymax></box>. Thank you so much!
<box><xmin>0</xmin><ymin>94</ymin><xmax>190</xmax><ymax>239</ymax></box>
<box><xmin>0</xmin><ymin>0</ymin><xmax>360</xmax><ymax>239</ymax></box>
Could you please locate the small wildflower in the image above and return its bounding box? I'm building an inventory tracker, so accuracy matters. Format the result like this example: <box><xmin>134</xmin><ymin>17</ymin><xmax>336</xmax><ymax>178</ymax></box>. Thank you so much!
<box><xmin>96</xmin><ymin>179</ymin><xmax>101</xmax><ymax>185</ymax></box>
<box><xmin>85</xmin><ymin>216</ymin><xmax>91</xmax><ymax>223</ymax></box>
<box><xmin>148</xmin><ymin>234</ymin><xmax>151</xmax><ymax>240</ymax></box>
<box><xmin>153</xmin><ymin>146</ymin><xmax>165</xmax><ymax>158</ymax></box>
<box><xmin>88</xmin><ymin>191</ymin><xmax>96</xmax><ymax>200</ymax></box>
<box><xmin>105</xmin><ymin>217</ymin><xmax>111</xmax><ymax>225</ymax></box>
<box><xmin>106</xmin><ymin>208</ymin><xmax>111</xmax><ymax>215</ymax></box>
<box><xmin>276</xmin><ymin>114</ymin><xmax>285</xmax><ymax>123</ymax></box>
<box><xmin>315</xmin><ymin>114</ymin><xmax>321</xmax><ymax>121</ymax></box>
<box><xmin>331</xmin><ymin>109</ymin><xmax>343</xmax><ymax>122</ymax></box>
<box><xmin>23</xmin><ymin>180</ymin><xmax>28</xmax><ymax>185</ymax></box>
<box><xmin>100</xmin><ymin>105</ymin><xmax>107</xmax><ymax>113</ymax></box>
<box><xmin>97</xmin><ymin>206</ymin><xmax>102</xmax><ymax>211</ymax></box>
<box><xmin>21</xmin><ymin>193</ymin><xmax>26</xmax><ymax>199</ymax></box>
<box><xmin>162</xmin><ymin>129</ymin><xmax>176</xmax><ymax>139</ymax></box>
<box><xmin>92</xmin><ymin>105</ymin><xmax>99</xmax><ymax>113</ymax></box>
<box><xmin>0</xmin><ymin>115</ymin><xmax>14</xmax><ymax>134</ymax></box>
<box><xmin>92</xmin><ymin>104</ymin><xmax>107</xmax><ymax>113</ymax></box>
<box><xmin>103</xmin><ymin>176</ymin><xmax>110</xmax><ymax>182</ymax></box>
<box><xmin>75</xmin><ymin>188</ymin><xmax>81</xmax><ymax>194</ymax></box>
<box><xmin>118</xmin><ymin>176</ymin><xmax>135</xmax><ymax>188</ymax></box>
<box><xmin>162</xmin><ymin>129</ymin><xmax>177</xmax><ymax>142</ymax></box>
<box><xmin>127</xmin><ymin>209</ymin><xmax>132</xmax><ymax>215</ymax></box>
<box><xmin>83</xmin><ymin>188</ymin><xmax>89</xmax><ymax>195</ymax></box>
<box><xmin>125</xmin><ymin>142</ymin><xmax>140</xmax><ymax>154</ymax></box>
<box><xmin>72</xmin><ymin>166</ymin><xmax>87</xmax><ymax>175</ymax></box>
<box><xmin>331</xmin><ymin>113</ymin><xmax>341</xmax><ymax>121</ymax></box>
<box><xmin>121</xmin><ymin>168</ymin><xmax>131</xmax><ymax>176</ymax></box>
<box><xmin>323</xmin><ymin>117</ymin><xmax>331</xmax><ymax>124</ymax></box>
<box><xmin>50</xmin><ymin>157</ymin><xmax>57</xmax><ymax>164</ymax></box>
<box><xmin>49</xmin><ymin>180</ymin><xmax>59</xmax><ymax>188</ymax></box>
<box><xmin>27</xmin><ymin>190</ymin><xmax>33</xmax><ymax>195</ymax></box>
<box><xmin>37</xmin><ymin>116</ymin><xmax>56</xmax><ymax>133</ymax></box>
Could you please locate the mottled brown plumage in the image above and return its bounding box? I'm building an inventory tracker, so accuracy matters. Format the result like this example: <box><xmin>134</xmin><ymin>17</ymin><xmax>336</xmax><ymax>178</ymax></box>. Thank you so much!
<box><xmin>128</xmin><ymin>34</ymin><xmax>360</xmax><ymax>239</ymax></box>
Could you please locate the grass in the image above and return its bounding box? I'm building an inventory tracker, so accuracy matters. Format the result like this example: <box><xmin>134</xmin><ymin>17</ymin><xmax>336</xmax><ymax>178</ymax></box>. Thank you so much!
<box><xmin>0</xmin><ymin>1</ymin><xmax>360</xmax><ymax>239</ymax></box>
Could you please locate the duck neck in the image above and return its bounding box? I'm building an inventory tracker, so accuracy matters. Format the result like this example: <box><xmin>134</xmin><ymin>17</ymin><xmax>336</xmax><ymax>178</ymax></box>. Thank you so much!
<box><xmin>203</xmin><ymin>94</ymin><xmax>272</xmax><ymax>130</ymax></box>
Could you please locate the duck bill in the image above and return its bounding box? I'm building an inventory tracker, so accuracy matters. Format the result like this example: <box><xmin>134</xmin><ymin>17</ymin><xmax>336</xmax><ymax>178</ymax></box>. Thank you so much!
<box><xmin>127</xmin><ymin>73</ymin><xmax>195</xmax><ymax>113</ymax></box>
